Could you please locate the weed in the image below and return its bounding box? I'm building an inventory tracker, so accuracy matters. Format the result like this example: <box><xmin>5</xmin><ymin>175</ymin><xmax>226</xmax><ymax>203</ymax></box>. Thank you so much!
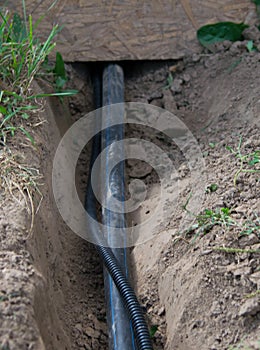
<box><xmin>149</xmin><ymin>325</ymin><xmax>158</xmax><ymax>338</ymax></box>
<box><xmin>180</xmin><ymin>190</ymin><xmax>259</xmax><ymax>242</ymax></box>
<box><xmin>197</xmin><ymin>207</ymin><xmax>235</xmax><ymax>230</ymax></box>
<box><xmin>240</xmin><ymin>213</ymin><xmax>260</xmax><ymax>237</ymax></box>
<box><xmin>181</xmin><ymin>206</ymin><xmax>237</xmax><ymax>240</ymax></box>
<box><xmin>0</xmin><ymin>8</ymin><xmax>77</xmax><ymax>144</ymax></box>
<box><xmin>213</xmin><ymin>247</ymin><xmax>260</xmax><ymax>254</ymax></box>
<box><xmin>244</xmin><ymin>289</ymin><xmax>260</xmax><ymax>299</ymax></box>
<box><xmin>0</xmin><ymin>5</ymin><xmax>76</xmax><ymax>230</ymax></box>
<box><xmin>226</xmin><ymin>58</ymin><xmax>242</xmax><ymax>74</ymax></box>
<box><xmin>209</xmin><ymin>142</ymin><xmax>216</xmax><ymax>148</ymax></box>
<box><xmin>206</xmin><ymin>183</ymin><xmax>218</xmax><ymax>193</ymax></box>
<box><xmin>226</xmin><ymin>136</ymin><xmax>260</xmax><ymax>187</ymax></box>
<box><xmin>246</xmin><ymin>40</ymin><xmax>257</xmax><ymax>52</ymax></box>
<box><xmin>164</xmin><ymin>72</ymin><xmax>174</xmax><ymax>90</ymax></box>
<box><xmin>0</xmin><ymin>149</ymin><xmax>42</xmax><ymax>233</ymax></box>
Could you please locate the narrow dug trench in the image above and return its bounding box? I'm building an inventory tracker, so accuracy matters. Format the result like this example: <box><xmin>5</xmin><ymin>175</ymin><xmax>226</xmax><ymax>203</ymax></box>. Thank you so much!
<box><xmin>28</xmin><ymin>76</ymin><xmax>109</xmax><ymax>350</ymax></box>
<box><xmin>1</xmin><ymin>43</ymin><xmax>260</xmax><ymax>350</ymax></box>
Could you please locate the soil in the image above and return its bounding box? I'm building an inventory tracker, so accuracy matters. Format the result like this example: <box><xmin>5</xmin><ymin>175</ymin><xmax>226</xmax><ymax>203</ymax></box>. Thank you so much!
<box><xmin>1</xmin><ymin>30</ymin><xmax>260</xmax><ymax>350</ymax></box>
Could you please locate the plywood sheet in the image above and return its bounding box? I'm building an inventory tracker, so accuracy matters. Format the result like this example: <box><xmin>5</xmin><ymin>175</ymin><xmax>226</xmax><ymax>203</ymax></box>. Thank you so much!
<box><xmin>6</xmin><ymin>0</ymin><xmax>255</xmax><ymax>61</ymax></box>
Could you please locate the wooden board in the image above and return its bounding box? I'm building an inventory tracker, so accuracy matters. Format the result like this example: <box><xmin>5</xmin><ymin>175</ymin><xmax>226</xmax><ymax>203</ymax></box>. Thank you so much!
<box><xmin>6</xmin><ymin>0</ymin><xmax>256</xmax><ymax>61</ymax></box>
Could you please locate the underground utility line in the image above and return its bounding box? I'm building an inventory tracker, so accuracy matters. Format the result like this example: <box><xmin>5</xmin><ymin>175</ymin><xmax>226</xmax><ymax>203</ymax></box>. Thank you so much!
<box><xmin>84</xmin><ymin>64</ymin><xmax>153</xmax><ymax>350</ymax></box>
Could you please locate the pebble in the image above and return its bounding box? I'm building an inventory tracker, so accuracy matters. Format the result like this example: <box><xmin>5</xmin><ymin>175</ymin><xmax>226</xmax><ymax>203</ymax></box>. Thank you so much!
<box><xmin>242</xmin><ymin>26</ymin><xmax>260</xmax><ymax>41</ymax></box>
<box><xmin>182</xmin><ymin>73</ymin><xmax>191</xmax><ymax>83</ymax></box>
<box><xmin>239</xmin><ymin>234</ymin><xmax>259</xmax><ymax>248</ymax></box>
<box><xmin>231</xmin><ymin>265</ymin><xmax>252</xmax><ymax>277</ymax></box>
<box><xmin>75</xmin><ymin>323</ymin><xmax>82</xmax><ymax>332</ymax></box>
<box><xmin>210</xmin><ymin>301</ymin><xmax>222</xmax><ymax>316</ymax></box>
<box><xmin>148</xmin><ymin>91</ymin><xmax>163</xmax><ymax>102</ymax></box>
<box><xmin>158</xmin><ymin>306</ymin><xmax>165</xmax><ymax>316</ymax></box>
<box><xmin>200</xmin><ymin>249</ymin><xmax>213</xmax><ymax>256</ymax></box>
<box><xmin>170</xmin><ymin>79</ymin><xmax>183</xmax><ymax>94</ymax></box>
<box><xmin>84</xmin><ymin>326</ymin><xmax>100</xmax><ymax>339</ymax></box>
<box><xmin>192</xmin><ymin>53</ymin><xmax>201</xmax><ymax>62</ymax></box>
<box><xmin>239</xmin><ymin>298</ymin><xmax>260</xmax><ymax>316</ymax></box>
<box><xmin>229</xmin><ymin>41</ymin><xmax>244</xmax><ymax>54</ymax></box>
<box><xmin>249</xmin><ymin>271</ymin><xmax>260</xmax><ymax>289</ymax></box>
<box><xmin>154</xmin><ymin>69</ymin><xmax>167</xmax><ymax>82</ymax></box>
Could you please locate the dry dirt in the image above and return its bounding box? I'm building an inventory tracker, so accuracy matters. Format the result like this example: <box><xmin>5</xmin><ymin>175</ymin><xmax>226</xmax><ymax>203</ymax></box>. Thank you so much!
<box><xmin>0</xmin><ymin>30</ymin><xmax>260</xmax><ymax>350</ymax></box>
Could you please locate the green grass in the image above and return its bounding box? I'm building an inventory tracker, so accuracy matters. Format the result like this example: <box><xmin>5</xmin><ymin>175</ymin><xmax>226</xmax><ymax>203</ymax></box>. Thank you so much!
<box><xmin>0</xmin><ymin>7</ymin><xmax>77</xmax><ymax>144</ymax></box>
<box><xmin>240</xmin><ymin>213</ymin><xmax>260</xmax><ymax>237</ymax></box>
<box><xmin>189</xmin><ymin>207</ymin><xmax>236</xmax><ymax>239</ymax></box>
<box><xmin>184</xmin><ymin>208</ymin><xmax>259</xmax><ymax>241</ymax></box>
<box><xmin>226</xmin><ymin>136</ymin><xmax>260</xmax><ymax>187</ymax></box>
<box><xmin>213</xmin><ymin>247</ymin><xmax>260</xmax><ymax>254</ymax></box>
<box><xmin>0</xmin><ymin>5</ymin><xmax>76</xmax><ymax>230</ymax></box>
<box><xmin>180</xmin><ymin>192</ymin><xmax>259</xmax><ymax>242</ymax></box>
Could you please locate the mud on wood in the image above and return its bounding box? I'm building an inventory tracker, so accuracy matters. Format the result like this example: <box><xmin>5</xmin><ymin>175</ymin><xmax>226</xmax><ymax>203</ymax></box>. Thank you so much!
<box><xmin>7</xmin><ymin>0</ymin><xmax>256</xmax><ymax>61</ymax></box>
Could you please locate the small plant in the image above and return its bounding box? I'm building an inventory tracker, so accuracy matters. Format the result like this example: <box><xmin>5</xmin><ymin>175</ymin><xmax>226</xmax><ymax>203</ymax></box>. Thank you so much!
<box><xmin>246</xmin><ymin>40</ymin><xmax>257</xmax><ymax>52</ymax></box>
<box><xmin>180</xmin><ymin>192</ymin><xmax>259</xmax><ymax>242</ymax></box>
<box><xmin>164</xmin><ymin>72</ymin><xmax>174</xmax><ymax>90</ymax></box>
<box><xmin>197</xmin><ymin>207</ymin><xmax>235</xmax><ymax>229</ymax></box>
<box><xmin>206</xmin><ymin>183</ymin><xmax>218</xmax><ymax>193</ymax></box>
<box><xmin>149</xmin><ymin>325</ymin><xmax>158</xmax><ymax>338</ymax></box>
<box><xmin>41</xmin><ymin>51</ymin><xmax>71</xmax><ymax>94</ymax></box>
<box><xmin>182</xmin><ymin>206</ymin><xmax>237</xmax><ymax>240</ymax></box>
<box><xmin>209</xmin><ymin>142</ymin><xmax>216</xmax><ymax>148</ymax></box>
<box><xmin>226</xmin><ymin>136</ymin><xmax>260</xmax><ymax>186</ymax></box>
<box><xmin>0</xmin><ymin>8</ymin><xmax>77</xmax><ymax>144</ymax></box>
<box><xmin>240</xmin><ymin>213</ymin><xmax>260</xmax><ymax>237</ymax></box>
<box><xmin>213</xmin><ymin>247</ymin><xmax>260</xmax><ymax>254</ymax></box>
<box><xmin>244</xmin><ymin>289</ymin><xmax>260</xmax><ymax>299</ymax></box>
<box><xmin>0</xmin><ymin>5</ymin><xmax>77</xmax><ymax>230</ymax></box>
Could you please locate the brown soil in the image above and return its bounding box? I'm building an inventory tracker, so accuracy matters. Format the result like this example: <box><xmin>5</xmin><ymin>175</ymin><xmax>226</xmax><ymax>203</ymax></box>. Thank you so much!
<box><xmin>1</xmin><ymin>32</ymin><xmax>260</xmax><ymax>350</ymax></box>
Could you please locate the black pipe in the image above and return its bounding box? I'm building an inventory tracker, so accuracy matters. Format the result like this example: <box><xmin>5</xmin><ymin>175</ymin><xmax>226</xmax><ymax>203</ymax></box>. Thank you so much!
<box><xmin>102</xmin><ymin>64</ymin><xmax>136</xmax><ymax>350</ymax></box>
<box><xmin>84</xmin><ymin>64</ymin><xmax>153</xmax><ymax>350</ymax></box>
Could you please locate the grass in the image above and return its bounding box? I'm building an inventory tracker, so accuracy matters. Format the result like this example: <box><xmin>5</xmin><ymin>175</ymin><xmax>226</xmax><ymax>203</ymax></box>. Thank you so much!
<box><xmin>240</xmin><ymin>213</ymin><xmax>260</xmax><ymax>236</ymax></box>
<box><xmin>244</xmin><ymin>289</ymin><xmax>260</xmax><ymax>299</ymax></box>
<box><xmin>0</xmin><ymin>149</ymin><xmax>42</xmax><ymax>233</ymax></box>
<box><xmin>0</xmin><ymin>5</ymin><xmax>76</xmax><ymax>231</ymax></box>
<box><xmin>188</xmin><ymin>207</ymin><xmax>236</xmax><ymax>240</ymax></box>
<box><xmin>0</xmin><ymin>8</ymin><xmax>76</xmax><ymax>144</ymax></box>
<box><xmin>213</xmin><ymin>247</ymin><xmax>260</xmax><ymax>254</ymax></box>
<box><xmin>179</xmin><ymin>196</ymin><xmax>237</xmax><ymax>240</ymax></box>
<box><xmin>178</xmin><ymin>191</ymin><xmax>259</xmax><ymax>242</ymax></box>
<box><xmin>177</xmin><ymin>134</ymin><xmax>260</xmax><ymax>243</ymax></box>
<box><xmin>226</xmin><ymin>136</ymin><xmax>260</xmax><ymax>187</ymax></box>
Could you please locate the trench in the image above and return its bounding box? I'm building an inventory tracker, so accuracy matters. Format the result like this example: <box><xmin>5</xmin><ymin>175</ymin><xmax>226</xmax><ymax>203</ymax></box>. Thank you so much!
<box><xmin>26</xmin><ymin>54</ymin><xmax>260</xmax><ymax>350</ymax></box>
<box><xmin>26</xmin><ymin>61</ymin><xmax>174</xmax><ymax>350</ymax></box>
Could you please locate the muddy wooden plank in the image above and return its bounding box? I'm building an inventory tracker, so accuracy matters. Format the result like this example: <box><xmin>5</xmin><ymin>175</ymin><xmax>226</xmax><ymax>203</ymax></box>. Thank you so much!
<box><xmin>6</xmin><ymin>0</ymin><xmax>256</xmax><ymax>61</ymax></box>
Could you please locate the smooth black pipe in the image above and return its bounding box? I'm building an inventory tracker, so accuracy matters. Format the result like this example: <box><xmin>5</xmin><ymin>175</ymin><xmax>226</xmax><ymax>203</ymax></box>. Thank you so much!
<box><xmin>85</xmin><ymin>65</ymin><xmax>153</xmax><ymax>350</ymax></box>
<box><xmin>102</xmin><ymin>64</ymin><xmax>135</xmax><ymax>350</ymax></box>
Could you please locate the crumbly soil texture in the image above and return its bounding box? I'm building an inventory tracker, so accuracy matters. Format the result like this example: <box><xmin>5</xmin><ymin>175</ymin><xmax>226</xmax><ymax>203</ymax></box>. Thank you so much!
<box><xmin>1</xmin><ymin>32</ymin><xmax>260</xmax><ymax>350</ymax></box>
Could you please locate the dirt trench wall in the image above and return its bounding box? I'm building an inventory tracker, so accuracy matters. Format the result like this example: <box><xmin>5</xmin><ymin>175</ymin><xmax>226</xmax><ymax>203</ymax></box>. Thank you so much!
<box><xmin>0</xmin><ymin>81</ymin><xmax>73</xmax><ymax>350</ymax></box>
<box><xmin>27</xmin><ymin>92</ymin><xmax>73</xmax><ymax>350</ymax></box>
<box><xmin>129</xmin><ymin>50</ymin><xmax>260</xmax><ymax>350</ymax></box>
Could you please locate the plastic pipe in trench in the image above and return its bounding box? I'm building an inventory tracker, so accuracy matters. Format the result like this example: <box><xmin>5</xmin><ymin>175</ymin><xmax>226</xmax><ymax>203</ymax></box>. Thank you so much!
<box><xmin>85</xmin><ymin>64</ymin><xmax>153</xmax><ymax>350</ymax></box>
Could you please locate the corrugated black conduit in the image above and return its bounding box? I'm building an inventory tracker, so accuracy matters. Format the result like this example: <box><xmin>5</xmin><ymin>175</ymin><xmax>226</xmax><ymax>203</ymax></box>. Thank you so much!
<box><xmin>84</xmin><ymin>64</ymin><xmax>153</xmax><ymax>350</ymax></box>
